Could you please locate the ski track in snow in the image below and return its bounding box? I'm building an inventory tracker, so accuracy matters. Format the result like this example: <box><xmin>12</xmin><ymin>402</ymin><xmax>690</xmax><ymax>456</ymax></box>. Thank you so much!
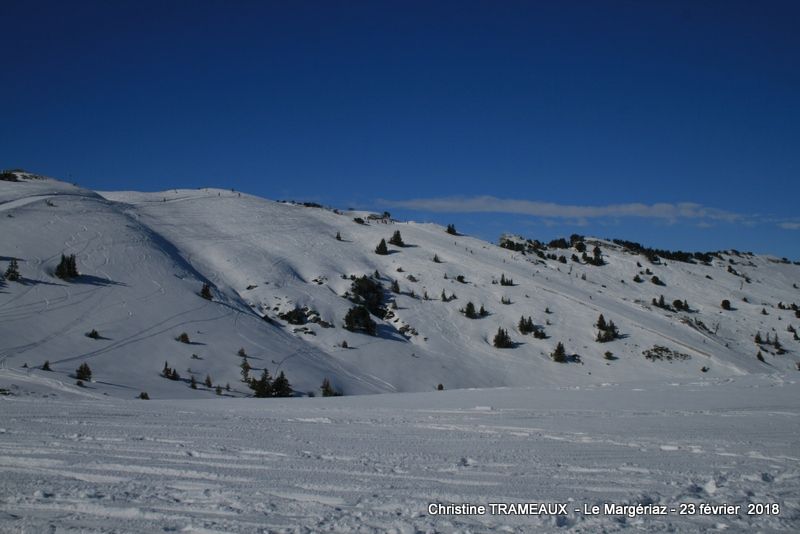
<box><xmin>1</xmin><ymin>377</ymin><xmax>799</xmax><ymax>533</ymax></box>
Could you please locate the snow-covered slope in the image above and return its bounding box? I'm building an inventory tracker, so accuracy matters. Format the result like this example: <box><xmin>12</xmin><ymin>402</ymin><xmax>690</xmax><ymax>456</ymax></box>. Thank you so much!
<box><xmin>2</xmin><ymin>173</ymin><xmax>799</xmax><ymax>398</ymax></box>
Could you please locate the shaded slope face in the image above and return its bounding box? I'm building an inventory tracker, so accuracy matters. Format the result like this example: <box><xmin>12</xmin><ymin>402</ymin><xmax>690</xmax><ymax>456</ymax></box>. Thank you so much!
<box><xmin>0</xmin><ymin>177</ymin><xmax>383</xmax><ymax>398</ymax></box>
<box><xmin>2</xmin><ymin>175</ymin><xmax>799</xmax><ymax>399</ymax></box>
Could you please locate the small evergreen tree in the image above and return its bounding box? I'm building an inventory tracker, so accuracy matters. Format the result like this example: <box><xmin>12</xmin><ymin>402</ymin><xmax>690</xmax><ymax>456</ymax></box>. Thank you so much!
<box><xmin>240</xmin><ymin>359</ymin><xmax>251</xmax><ymax>382</ymax></box>
<box><xmin>4</xmin><ymin>259</ymin><xmax>20</xmax><ymax>281</ymax></box>
<box><xmin>551</xmin><ymin>342</ymin><xmax>567</xmax><ymax>363</ymax></box>
<box><xmin>138</xmin><ymin>392</ymin><xmax>150</xmax><ymax>400</ymax></box>
<box><xmin>238</xmin><ymin>347</ymin><xmax>247</xmax><ymax>357</ymax></box>
<box><xmin>721</xmin><ymin>299</ymin><xmax>731</xmax><ymax>310</ymax></box>
<box><xmin>433</xmin><ymin>254</ymin><xmax>441</xmax><ymax>263</ymax></box>
<box><xmin>204</xmin><ymin>374</ymin><xmax>212</xmax><ymax>388</ymax></box>
<box><xmin>375</xmin><ymin>239</ymin><xmax>389</xmax><ymax>255</ymax></box>
<box><xmin>335</xmin><ymin>231</ymin><xmax>342</xmax><ymax>241</ymax></box>
<box><xmin>215</xmin><ymin>385</ymin><xmax>223</xmax><ymax>395</ymax></box>
<box><xmin>190</xmin><ymin>375</ymin><xmax>197</xmax><ymax>389</ymax></box>
<box><xmin>42</xmin><ymin>360</ymin><xmax>51</xmax><ymax>371</ymax></box>
<box><xmin>391</xmin><ymin>279</ymin><xmax>400</xmax><ymax>293</ymax></box>
<box><xmin>500</xmin><ymin>274</ymin><xmax>514</xmax><ymax>286</ymax></box>
<box><xmin>344</xmin><ymin>305</ymin><xmax>377</xmax><ymax>335</ymax></box>
<box><xmin>272</xmin><ymin>371</ymin><xmax>293</xmax><ymax>397</ymax></box>
<box><xmin>200</xmin><ymin>283</ymin><xmax>212</xmax><ymax>300</ymax></box>
<box><xmin>462</xmin><ymin>301</ymin><xmax>477</xmax><ymax>319</ymax></box>
<box><xmin>177</xmin><ymin>332</ymin><xmax>190</xmax><ymax>343</ymax></box>
<box><xmin>493</xmin><ymin>327</ymin><xmax>513</xmax><ymax>348</ymax></box>
<box><xmin>86</xmin><ymin>329</ymin><xmax>100</xmax><ymax>339</ymax></box>
<box><xmin>321</xmin><ymin>377</ymin><xmax>336</xmax><ymax>397</ymax></box>
<box><xmin>755</xmin><ymin>332</ymin><xmax>763</xmax><ymax>344</ymax></box>
<box><xmin>596</xmin><ymin>314</ymin><xmax>607</xmax><ymax>331</ymax></box>
<box><xmin>389</xmin><ymin>230</ymin><xmax>404</xmax><ymax>247</ymax></box>
<box><xmin>446</xmin><ymin>224</ymin><xmax>457</xmax><ymax>235</ymax></box>
<box><xmin>757</xmin><ymin>351</ymin><xmax>765</xmax><ymax>362</ymax></box>
<box><xmin>252</xmin><ymin>369</ymin><xmax>272</xmax><ymax>397</ymax></box>
<box><xmin>75</xmin><ymin>363</ymin><xmax>92</xmax><ymax>381</ymax></box>
<box><xmin>518</xmin><ymin>316</ymin><xmax>534</xmax><ymax>335</ymax></box>
<box><xmin>55</xmin><ymin>254</ymin><xmax>78</xmax><ymax>280</ymax></box>
<box><xmin>479</xmin><ymin>305</ymin><xmax>488</xmax><ymax>317</ymax></box>
<box><xmin>633</xmin><ymin>274</ymin><xmax>643</xmax><ymax>283</ymax></box>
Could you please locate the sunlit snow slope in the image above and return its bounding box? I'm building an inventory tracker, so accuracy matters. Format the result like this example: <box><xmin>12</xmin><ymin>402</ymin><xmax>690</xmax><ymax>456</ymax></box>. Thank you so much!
<box><xmin>2</xmin><ymin>173</ymin><xmax>799</xmax><ymax>398</ymax></box>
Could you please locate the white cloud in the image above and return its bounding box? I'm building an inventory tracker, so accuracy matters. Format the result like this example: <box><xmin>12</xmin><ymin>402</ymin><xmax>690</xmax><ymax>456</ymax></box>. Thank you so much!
<box><xmin>778</xmin><ymin>222</ymin><xmax>800</xmax><ymax>230</ymax></box>
<box><xmin>381</xmin><ymin>196</ymin><xmax>744</xmax><ymax>223</ymax></box>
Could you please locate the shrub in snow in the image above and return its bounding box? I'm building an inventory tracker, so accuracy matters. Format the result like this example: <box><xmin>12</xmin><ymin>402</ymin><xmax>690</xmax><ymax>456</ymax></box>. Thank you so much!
<box><xmin>721</xmin><ymin>299</ymin><xmax>731</xmax><ymax>310</ymax></box>
<box><xmin>200</xmin><ymin>283</ymin><xmax>212</xmax><ymax>300</ymax></box>
<box><xmin>75</xmin><ymin>363</ymin><xmax>92</xmax><ymax>381</ymax></box>
<box><xmin>551</xmin><ymin>342</ymin><xmax>567</xmax><ymax>363</ymax></box>
<box><xmin>4</xmin><ymin>259</ymin><xmax>20</xmax><ymax>281</ymax></box>
<box><xmin>252</xmin><ymin>369</ymin><xmax>272</xmax><ymax>397</ymax></box>
<box><xmin>389</xmin><ymin>230</ymin><xmax>404</xmax><ymax>247</ymax></box>
<box><xmin>272</xmin><ymin>371</ymin><xmax>293</xmax><ymax>397</ymax></box>
<box><xmin>462</xmin><ymin>301</ymin><xmax>478</xmax><ymax>319</ymax></box>
<box><xmin>446</xmin><ymin>223</ymin><xmax>457</xmax><ymax>235</ymax></box>
<box><xmin>493</xmin><ymin>327</ymin><xmax>513</xmax><ymax>348</ymax></box>
<box><xmin>55</xmin><ymin>254</ymin><xmax>78</xmax><ymax>280</ymax></box>
<box><xmin>86</xmin><ymin>329</ymin><xmax>100</xmax><ymax>339</ymax></box>
<box><xmin>344</xmin><ymin>305</ymin><xmax>377</xmax><ymax>335</ymax></box>
<box><xmin>437</xmin><ymin>383</ymin><xmax>444</xmax><ymax>391</ymax></box>
<box><xmin>138</xmin><ymin>392</ymin><xmax>150</xmax><ymax>400</ymax></box>
<box><xmin>177</xmin><ymin>332</ymin><xmax>190</xmax><ymax>343</ymax></box>
<box><xmin>41</xmin><ymin>360</ymin><xmax>52</xmax><ymax>371</ymax></box>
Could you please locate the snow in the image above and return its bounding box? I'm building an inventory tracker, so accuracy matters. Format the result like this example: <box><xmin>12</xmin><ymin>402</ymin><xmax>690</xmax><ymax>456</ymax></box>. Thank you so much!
<box><xmin>1</xmin><ymin>375</ymin><xmax>798</xmax><ymax>532</ymax></box>
<box><xmin>2</xmin><ymin>173</ymin><xmax>800</xmax><ymax>531</ymax></box>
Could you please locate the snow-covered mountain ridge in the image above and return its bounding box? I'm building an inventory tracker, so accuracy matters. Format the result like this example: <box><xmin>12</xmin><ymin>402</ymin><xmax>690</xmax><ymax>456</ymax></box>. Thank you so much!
<box><xmin>2</xmin><ymin>172</ymin><xmax>799</xmax><ymax>398</ymax></box>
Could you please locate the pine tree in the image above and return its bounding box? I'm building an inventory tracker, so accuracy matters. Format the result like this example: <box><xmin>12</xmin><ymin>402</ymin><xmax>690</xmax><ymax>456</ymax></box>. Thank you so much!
<box><xmin>375</xmin><ymin>239</ymin><xmax>389</xmax><ymax>255</ymax></box>
<box><xmin>433</xmin><ymin>254</ymin><xmax>441</xmax><ymax>263</ymax></box>
<box><xmin>190</xmin><ymin>375</ymin><xmax>197</xmax><ymax>389</ymax></box>
<box><xmin>252</xmin><ymin>369</ymin><xmax>272</xmax><ymax>397</ymax></box>
<box><xmin>272</xmin><ymin>371</ymin><xmax>292</xmax><ymax>397</ymax></box>
<box><xmin>551</xmin><ymin>342</ymin><xmax>567</xmax><ymax>363</ymax></box>
<box><xmin>75</xmin><ymin>363</ymin><xmax>92</xmax><ymax>381</ymax></box>
<box><xmin>55</xmin><ymin>254</ymin><xmax>78</xmax><ymax>280</ymax></box>
<box><xmin>480</xmin><ymin>305</ymin><xmax>488</xmax><ymax>317</ymax></box>
<box><xmin>163</xmin><ymin>361</ymin><xmax>171</xmax><ymax>378</ymax></box>
<box><xmin>389</xmin><ymin>230</ymin><xmax>404</xmax><ymax>247</ymax></box>
<box><xmin>177</xmin><ymin>332</ymin><xmax>190</xmax><ymax>343</ymax></box>
<box><xmin>215</xmin><ymin>385</ymin><xmax>223</xmax><ymax>395</ymax></box>
<box><xmin>757</xmin><ymin>351</ymin><xmax>765</xmax><ymax>362</ymax></box>
<box><xmin>238</xmin><ymin>347</ymin><xmax>247</xmax><ymax>357</ymax></box>
<box><xmin>240</xmin><ymin>359</ymin><xmax>251</xmax><ymax>382</ymax></box>
<box><xmin>335</xmin><ymin>231</ymin><xmax>342</xmax><ymax>241</ymax></box>
<box><xmin>42</xmin><ymin>360</ymin><xmax>51</xmax><ymax>371</ymax></box>
<box><xmin>4</xmin><ymin>259</ymin><xmax>20</xmax><ymax>281</ymax></box>
<box><xmin>596</xmin><ymin>314</ymin><xmax>607</xmax><ymax>331</ymax></box>
<box><xmin>755</xmin><ymin>332</ymin><xmax>763</xmax><ymax>344</ymax></box>
<box><xmin>446</xmin><ymin>224</ymin><xmax>457</xmax><ymax>235</ymax></box>
<box><xmin>321</xmin><ymin>377</ymin><xmax>334</xmax><ymax>397</ymax></box>
<box><xmin>462</xmin><ymin>301</ymin><xmax>477</xmax><ymax>319</ymax></box>
<box><xmin>204</xmin><ymin>374</ymin><xmax>212</xmax><ymax>388</ymax></box>
<box><xmin>391</xmin><ymin>279</ymin><xmax>400</xmax><ymax>293</ymax></box>
<box><xmin>493</xmin><ymin>327</ymin><xmax>513</xmax><ymax>348</ymax></box>
<box><xmin>200</xmin><ymin>283</ymin><xmax>212</xmax><ymax>300</ymax></box>
<box><xmin>344</xmin><ymin>305</ymin><xmax>377</xmax><ymax>335</ymax></box>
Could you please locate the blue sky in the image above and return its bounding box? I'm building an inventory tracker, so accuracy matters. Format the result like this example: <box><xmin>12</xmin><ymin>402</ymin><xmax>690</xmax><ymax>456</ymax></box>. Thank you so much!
<box><xmin>2</xmin><ymin>1</ymin><xmax>799</xmax><ymax>258</ymax></box>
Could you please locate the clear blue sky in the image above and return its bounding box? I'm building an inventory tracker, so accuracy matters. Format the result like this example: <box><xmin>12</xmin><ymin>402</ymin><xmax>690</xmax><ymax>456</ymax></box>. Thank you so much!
<box><xmin>2</xmin><ymin>1</ymin><xmax>799</xmax><ymax>258</ymax></box>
